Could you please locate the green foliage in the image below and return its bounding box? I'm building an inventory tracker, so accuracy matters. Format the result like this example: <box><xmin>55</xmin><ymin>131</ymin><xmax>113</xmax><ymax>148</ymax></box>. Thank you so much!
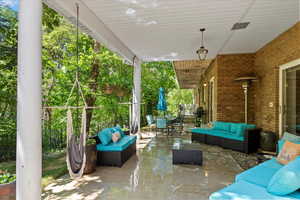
<box><xmin>0</xmin><ymin>4</ymin><xmax>179</xmax><ymax>161</ymax></box>
<box><xmin>0</xmin><ymin>171</ymin><xmax>16</xmax><ymax>184</ymax></box>
<box><xmin>167</xmin><ymin>89</ymin><xmax>194</xmax><ymax>115</ymax></box>
<box><xmin>142</xmin><ymin>61</ymin><xmax>177</xmax><ymax>117</ymax></box>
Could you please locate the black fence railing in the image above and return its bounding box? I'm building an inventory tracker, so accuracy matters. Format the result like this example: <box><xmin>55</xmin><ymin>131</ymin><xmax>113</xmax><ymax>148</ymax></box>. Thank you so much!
<box><xmin>0</xmin><ymin>128</ymin><xmax>68</xmax><ymax>162</ymax></box>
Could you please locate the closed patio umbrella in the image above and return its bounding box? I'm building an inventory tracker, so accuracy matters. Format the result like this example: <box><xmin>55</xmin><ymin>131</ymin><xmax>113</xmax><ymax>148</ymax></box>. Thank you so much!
<box><xmin>157</xmin><ymin>87</ymin><xmax>167</xmax><ymax>111</ymax></box>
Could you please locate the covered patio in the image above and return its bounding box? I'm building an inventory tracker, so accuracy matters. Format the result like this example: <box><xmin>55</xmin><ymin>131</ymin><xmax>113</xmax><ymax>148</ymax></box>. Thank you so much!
<box><xmin>16</xmin><ymin>0</ymin><xmax>300</xmax><ymax>200</ymax></box>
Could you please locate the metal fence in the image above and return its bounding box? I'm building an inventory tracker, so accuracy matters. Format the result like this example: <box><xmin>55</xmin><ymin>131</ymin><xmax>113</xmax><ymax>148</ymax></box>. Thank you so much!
<box><xmin>0</xmin><ymin>128</ymin><xmax>67</xmax><ymax>162</ymax></box>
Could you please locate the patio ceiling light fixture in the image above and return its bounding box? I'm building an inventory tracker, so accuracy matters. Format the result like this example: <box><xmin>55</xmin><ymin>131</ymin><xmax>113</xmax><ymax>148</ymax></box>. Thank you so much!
<box><xmin>196</xmin><ymin>28</ymin><xmax>208</xmax><ymax>60</ymax></box>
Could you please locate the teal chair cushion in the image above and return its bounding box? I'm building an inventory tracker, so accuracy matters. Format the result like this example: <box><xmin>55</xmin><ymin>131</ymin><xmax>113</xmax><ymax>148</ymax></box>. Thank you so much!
<box><xmin>213</xmin><ymin>121</ymin><xmax>231</xmax><ymax>132</ymax></box>
<box><xmin>267</xmin><ymin>157</ymin><xmax>300</xmax><ymax>195</ymax></box>
<box><xmin>236</xmin><ymin>158</ymin><xmax>283</xmax><ymax>187</ymax></box>
<box><xmin>146</xmin><ymin>115</ymin><xmax>155</xmax><ymax>125</ymax></box>
<box><xmin>156</xmin><ymin>118</ymin><xmax>167</xmax><ymax>128</ymax></box>
<box><xmin>98</xmin><ymin>128</ymin><xmax>113</xmax><ymax>145</ymax></box>
<box><xmin>96</xmin><ymin>135</ymin><xmax>136</xmax><ymax>152</ymax></box>
<box><xmin>209</xmin><ymin>180</ymin><xmax>300</xmax><ymax>200</ymax></box>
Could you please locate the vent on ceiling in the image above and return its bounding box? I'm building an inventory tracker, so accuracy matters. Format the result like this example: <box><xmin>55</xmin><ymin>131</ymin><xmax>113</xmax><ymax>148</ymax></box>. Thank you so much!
<box><xmin>231</xmin><ymin>22</ymin><xmax>250</xmax><ymax>30</ymax></box>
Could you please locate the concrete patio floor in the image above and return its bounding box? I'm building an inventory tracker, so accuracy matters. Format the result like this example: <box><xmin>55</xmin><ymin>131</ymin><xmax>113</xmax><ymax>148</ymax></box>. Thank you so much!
<box><xmin>42</xmin><ymin>133</ymin><xmax>243</xmax><ymax>200</ymax></box>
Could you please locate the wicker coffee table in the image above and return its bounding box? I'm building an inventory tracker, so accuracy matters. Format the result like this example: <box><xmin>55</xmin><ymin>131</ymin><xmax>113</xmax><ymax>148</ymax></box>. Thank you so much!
<box><xmin>172</xmin><ymin>143</ymin><xmax>203</xmax><ymax>165</ymax></box>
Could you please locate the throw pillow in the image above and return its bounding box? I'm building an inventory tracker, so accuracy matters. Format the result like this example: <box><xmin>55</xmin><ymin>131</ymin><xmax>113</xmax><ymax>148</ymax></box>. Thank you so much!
<box><xmin>277</xmin><ymin>141</ymin><xmax>300</xmax><ymax>165</ymax></box>
<box><xmin>267</xmin><ymin>157</ymin><xmax>300</xmax><ymax>195</ymax></box>
<box><xmin>112</xmin><ymin>132</ymin><xmax>121</xmax><ymax>143</ymax></box>
<box><xmin>282</xmin><ymin>132</ymin><xmax>300</xmax><ymax>143</ymax></box>
<box><xmin>98</xmin><ymin>128</ymin><xmax>113</xmax><ymax>145</ymax></box>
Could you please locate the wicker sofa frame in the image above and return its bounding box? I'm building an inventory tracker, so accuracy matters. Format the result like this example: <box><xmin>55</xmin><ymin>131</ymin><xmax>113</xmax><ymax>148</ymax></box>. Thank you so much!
<box><xmin>91</xmin><ymin>136</ymin><xmax>136</xmax><ymax>167</ymax></box>
<box><xmin>191</xmin><ymin>128</ymin><xmax>261</xmax><ymax>153</ymax></box>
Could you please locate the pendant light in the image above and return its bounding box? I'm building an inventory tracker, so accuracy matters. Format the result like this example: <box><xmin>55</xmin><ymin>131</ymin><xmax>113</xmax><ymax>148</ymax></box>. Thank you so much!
<box><xmin>196</xmin><ymin>28</ymin><xmax>208</xmax><ymax>60</ymax></box>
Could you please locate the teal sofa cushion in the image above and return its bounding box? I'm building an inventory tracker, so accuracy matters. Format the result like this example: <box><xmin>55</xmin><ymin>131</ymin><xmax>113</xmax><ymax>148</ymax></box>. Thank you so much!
<box><xmin>96</xmin><ymin>135</ymin><xmax>136</xmax><ymax>152</ymax></box>
<box><xmin>209</xmin><ymin>180</ymin><xmax>300</xmax><ymax>200</ymax></box>
<box><xmin>236</xmin><ymin>158</ymin><xmax>283</xmax><ymax>187</ymax></box>
<box><xmin>209</xmin><ymin>130</ymin><xmax>244</xmax><ymax>141</ymax></box>
<box><xmin>213</xmin><ymin>121</ymin><xmax>231</xmax><ymax>132</ymax></box>
<box><xmin>235</xmin><ymin>124</ymin><xmax>246</xmax><ymax>137</ymax></box>
<box><xmin>190</xmin><ymin>128</ymin><xmax>213</xmax><ymax>135</ymax></box>
<box><xmin>191</xmin><ymin>128</ymin><xmax>244</xmax><ymax>141</ymax></box>
<box><xmin>230</xmin><ymin>123</ymin><xmax>239</xmax><ymax>133</ymax></box>
<box><xmin>267</xmin><ymin>157</ymin><xmax>300</xmax><ymax>195</ymax></box>
<box><xmin>98</xmin><ymin>128</ymin><xmax>113</xmax><ymax>145</ymax></box>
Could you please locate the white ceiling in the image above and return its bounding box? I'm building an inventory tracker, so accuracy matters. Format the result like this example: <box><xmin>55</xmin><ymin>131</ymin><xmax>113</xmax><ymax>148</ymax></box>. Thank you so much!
<box><xmin>47</xmin><ymin>0</ymin><xmax>300</xmax><ymax>62</ymax></box>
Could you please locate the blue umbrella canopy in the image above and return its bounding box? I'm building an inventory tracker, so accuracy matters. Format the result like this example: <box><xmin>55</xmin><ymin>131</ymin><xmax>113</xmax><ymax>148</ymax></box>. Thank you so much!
<box><xmin>157</xmin><ymin>87</ymin><xmax>167</xmax><ymax>111</ymax></box>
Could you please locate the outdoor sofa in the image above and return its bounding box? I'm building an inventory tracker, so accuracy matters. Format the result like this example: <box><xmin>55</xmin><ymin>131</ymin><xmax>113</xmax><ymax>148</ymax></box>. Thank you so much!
<box><xmin>209</xmin><ymin>136</ymin><xmax>300</xmax><ymax>200</ymax></box>
<box><xmin>191</xmin><ymin>121</ymin><xmax>261</xmax><ymax>153</ymax></box>
<box><xmin>92</xmin><ymin>127</ymin><xmax>136</xmax><ymax>167</ymax></box>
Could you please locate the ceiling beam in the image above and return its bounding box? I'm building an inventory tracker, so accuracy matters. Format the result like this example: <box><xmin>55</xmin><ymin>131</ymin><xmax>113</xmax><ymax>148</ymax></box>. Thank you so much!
<box><xmin>43</xmin><ymin>0</ymin><xmax>140</xmax><ymax>64</ymax></box>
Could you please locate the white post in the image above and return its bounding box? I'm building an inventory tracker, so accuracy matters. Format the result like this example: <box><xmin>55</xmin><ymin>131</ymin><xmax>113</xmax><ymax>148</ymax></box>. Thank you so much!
<box><xmin>17</xmin><ymin>0</ymin><xmax>43</xmax><ymax>199</ymax></box>
<box><xmin>132</xmin><ymin>58</ymin><xmax>142</xmax><ymax>135</ymax></box>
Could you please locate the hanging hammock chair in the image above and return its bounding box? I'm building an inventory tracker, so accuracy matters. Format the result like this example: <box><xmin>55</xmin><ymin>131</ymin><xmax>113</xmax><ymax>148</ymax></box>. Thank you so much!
<box><xmin>66</xmin><ymin>107</ymin><xmax>87</xmax><ymax>178</ymax></box>
<box><xmin>65</xmin><ymin>4</ymin><xmax>87</xmax><ymax>179</ymax></box>
<box><xmin>65</xmin><ymin>75</ymin><xmax>88</xmax><ymax>178</ymax></box>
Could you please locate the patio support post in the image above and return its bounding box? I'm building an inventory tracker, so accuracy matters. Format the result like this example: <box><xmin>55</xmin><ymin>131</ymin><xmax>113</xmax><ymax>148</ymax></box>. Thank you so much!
<box><xmin>17</xmin><ymin>0</ymin><xmax>43</xmax><ymax>199</ymax></box>
<box><xmin>132</xmin><ymin>58</ymin><xmax>142</xmax><ymax>135</ymax></box>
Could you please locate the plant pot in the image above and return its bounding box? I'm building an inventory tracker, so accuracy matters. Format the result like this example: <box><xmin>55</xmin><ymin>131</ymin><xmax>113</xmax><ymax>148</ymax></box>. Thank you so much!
<box><xmin>0</xmin><ymin>181</ymin><xmax>16</xmax><ymax>200</ymax></box>
<box><xmin>103</xmin><ymin>85</ymin><xmax>113</xmax><ymax>94</ymax></box>
<box><xmin>116</xmin><ymin>89</ymin><xmax>125</xmax><ymax>97</ymax></box>
<box><xmin>260</xmin><ymin>131</ymin><xmax>277</xmax><ymax>152</ymax></box>
<box><xmin>84</xmin><ymin>144</ymin><xmax>97</xmax><ymax>174</ymax></box>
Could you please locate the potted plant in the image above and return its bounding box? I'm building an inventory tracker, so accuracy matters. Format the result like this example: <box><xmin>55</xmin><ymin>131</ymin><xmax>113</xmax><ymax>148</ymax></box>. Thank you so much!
<box><xmin>0</xmin><ymin>171</ymin><xmax>16</xmax><ymax>200</ymax></box>
<box><xmin>84</xmin><ymin>139</ymin><xmax>97</xmax><ymax>175</ymax></box>
<box><xmin>102</xmin><ymin>83</ymin><xmax>113</xmax><ymax>94</ymax></box>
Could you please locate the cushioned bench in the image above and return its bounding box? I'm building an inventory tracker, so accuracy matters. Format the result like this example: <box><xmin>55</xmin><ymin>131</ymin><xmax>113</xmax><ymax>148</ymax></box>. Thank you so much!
<box><xmin>93</xmin><ymin>127</ymin><xmax>136</xmax><ymax>167</ymax></box>
<box><xmin>209</xmin><ymin>136</ymin><xmax>300</xmax><ymax>200</ymax></box>
<box><xmin>190</xmin><ymin>121</ymin><xmax>261</xmax><ymax>153</ymax></box>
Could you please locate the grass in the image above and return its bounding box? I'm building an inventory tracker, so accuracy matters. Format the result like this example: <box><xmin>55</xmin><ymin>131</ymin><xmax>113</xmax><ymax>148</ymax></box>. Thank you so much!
<box><xmin>0</xmin><ymin>152</ymin><xmax>67</xmax><ymax>188</ymax></box>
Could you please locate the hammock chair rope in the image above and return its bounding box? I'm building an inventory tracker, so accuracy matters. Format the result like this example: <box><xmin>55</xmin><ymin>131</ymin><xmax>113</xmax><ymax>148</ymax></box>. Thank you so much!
<box><xmin>65</xmin><ymin>3</ymin><xmax>88</xmax><ymax>179</ymax></box>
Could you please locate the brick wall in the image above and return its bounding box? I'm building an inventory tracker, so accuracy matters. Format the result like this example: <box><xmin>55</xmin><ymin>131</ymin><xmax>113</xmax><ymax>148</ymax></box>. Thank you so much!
<box><xmin>216</xmin><ymin>54</ymin><xmax>255</xmax><ymax>123</ymax></box>
<box><xmin>197</xmin><ymin>22</ymin><xmax>300</xmax><ymax>135</ymax></box>
<box><xmin>198</xmin><ymin>59</ymin><xmax>218</xmax><ymax>122</ymax></box>
<box><xmin>254</xmin><ymin>22</ymin><xmax>300</xmax><ymax>133</ymax></box>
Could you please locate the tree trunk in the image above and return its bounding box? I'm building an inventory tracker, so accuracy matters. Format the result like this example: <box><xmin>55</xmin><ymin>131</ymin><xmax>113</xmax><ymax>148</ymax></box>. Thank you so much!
<box><xmin>86</xmin><ymin>41</ymin><xmax>101</xmax><ymax>134</ymax></box>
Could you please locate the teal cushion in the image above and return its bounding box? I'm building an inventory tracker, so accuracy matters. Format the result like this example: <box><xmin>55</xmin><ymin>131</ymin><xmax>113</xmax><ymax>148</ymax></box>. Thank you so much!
<box><xmin>235</xmin><ymin>124</ymin><xmax>246</xmax><ymax>137</ymax></box>
<box><xmin>96</xmin><ymin>135</ymin><xmax>136</xmax><ymax>152</ymax></box>
<box><xmin>236</xmin><ymin>158</ymin><xmax>283</xmax><ymax>187</ymax></box>
<box><xmin>97</xmin><ymin>128</ymin><xmax>113</xmax><ymax>145</ymax></box>
<box><xmin>212</xmin><ymin>130</ymin><xmax>244</xmax><ymax>141</ymax></box>
<box><xmin>209</xmin><ymin>180</ymin><xmax>300</xmax><ymax>200</ymax></box>
<box><xmin>267</xmin><ymin>157</ymin><xmax>300</xmax><ymax>195</ymax></box>
<box><xmin>213</xmin><ymin>122</ymin><xmax>231</xmax><ymax>132</ymax></box>
<box><xmin>191</xmin><ymin>128</ymin><xmax>244</xmax><ymax>141</ymax></box>
<box><xmin>230</xmin><ymin>123</ymin><xmax>239</xmax><ymax>133</ymax></box>
<box><xmin>245</xmin><ymin>124</ymin><xmax>256</xmax><ymax>129</ymax></box>
<box><xmin>191</xmin><ymin>128</ymin><xmax>213</xmax><ymax>135</ymax></box>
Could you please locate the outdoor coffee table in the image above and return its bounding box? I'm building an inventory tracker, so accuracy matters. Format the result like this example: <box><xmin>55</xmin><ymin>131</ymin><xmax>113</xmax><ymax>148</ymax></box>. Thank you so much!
<box><xmin>172</xmin><ymin>143</ymin><xmax>203</xmax><ymax>165</ymax></box>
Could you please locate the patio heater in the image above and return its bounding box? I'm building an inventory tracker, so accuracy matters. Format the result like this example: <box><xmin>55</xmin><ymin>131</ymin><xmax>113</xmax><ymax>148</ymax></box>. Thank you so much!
<box><xmin>234</xmin><ymin>76</ymin><xmax>258</xmax><ymax>123</ymax></box>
